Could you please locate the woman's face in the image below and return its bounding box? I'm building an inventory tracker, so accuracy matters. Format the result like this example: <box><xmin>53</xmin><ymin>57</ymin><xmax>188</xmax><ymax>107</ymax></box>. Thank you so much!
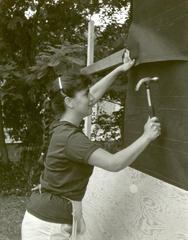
<box><xmin>72</xmin><ymin>87</ymin><xmax>93</xmax><ymax>117</ymax></box>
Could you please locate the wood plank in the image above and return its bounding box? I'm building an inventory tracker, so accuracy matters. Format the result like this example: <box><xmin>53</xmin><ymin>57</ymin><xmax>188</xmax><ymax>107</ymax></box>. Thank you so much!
<box><xmin>81</xmin><ymin>49</ymin><xmax>126</xmax><ymax>75</ymax></box>
<box><xmin>84</xmin><ymin>20</ymin><xmax>95</xmax><ymax>139</ymax></box>
<box><xmin>83</xmin><ymin>166</ymin><xmax>188</xmax><ymax>240</ymax></box>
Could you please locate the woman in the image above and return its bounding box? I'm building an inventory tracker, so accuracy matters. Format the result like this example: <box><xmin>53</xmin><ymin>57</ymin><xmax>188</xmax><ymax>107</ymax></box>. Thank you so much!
<box><xmin>21</xmin><ymin>50</ymin><xmax>161</xmax><ymax>239</ymax></box>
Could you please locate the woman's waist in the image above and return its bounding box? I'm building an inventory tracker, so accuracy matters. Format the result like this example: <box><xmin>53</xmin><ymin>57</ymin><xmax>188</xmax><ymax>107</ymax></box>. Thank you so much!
<box><xmin>26</xmin><ymin>191</ymin><xmax>73</xmax><ymax>222</ymax></box>
<box><xmin>40</xmin><ymin>187</ymin><xmax>83</xmax><ymax>202</ymax></box>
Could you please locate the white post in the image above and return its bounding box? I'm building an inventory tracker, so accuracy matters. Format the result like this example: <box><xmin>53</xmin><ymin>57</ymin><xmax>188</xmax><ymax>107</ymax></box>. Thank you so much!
<box><xmin>84</xmin><ymin>19</ymin><xmax>95</xmax><ymax>138</ymax></box>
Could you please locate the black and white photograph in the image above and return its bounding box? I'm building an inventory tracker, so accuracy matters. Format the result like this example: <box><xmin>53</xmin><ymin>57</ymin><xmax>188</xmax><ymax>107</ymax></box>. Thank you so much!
<box><xmin>0</xmin><ymin>0</ymin><xmax>188</xmax><ymax>239</ymax></box>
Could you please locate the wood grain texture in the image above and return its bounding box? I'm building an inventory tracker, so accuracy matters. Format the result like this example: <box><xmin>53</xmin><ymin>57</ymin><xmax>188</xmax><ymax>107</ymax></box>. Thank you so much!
<box><xmin>81</xmin><ymin>49</ymin><xmax>125</xmax><ymax>75</ymax></box>
<box><xmin>77</xmin><ymin>167</ymin><xmax>188</xmax><ymax>240</ymax></box>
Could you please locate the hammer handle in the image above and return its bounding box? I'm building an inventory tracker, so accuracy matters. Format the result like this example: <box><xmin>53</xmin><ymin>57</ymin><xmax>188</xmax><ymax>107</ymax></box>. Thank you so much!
<box><xmin>148</xmin><ymin>105</ymin><xmax>155</xmax><ymax>118</ymax></box>
<box><xmin>145</xmin><ymin>85</ymin><xmax>155</xmax><ymax>117</ymax></box>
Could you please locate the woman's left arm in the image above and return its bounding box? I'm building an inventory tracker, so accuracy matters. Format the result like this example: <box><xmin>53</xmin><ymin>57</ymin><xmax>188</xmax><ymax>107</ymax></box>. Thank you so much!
<box><xmin>89</xmin><ymin>49</ymin><xmax>135</xmax><ymax>106</ymax></box>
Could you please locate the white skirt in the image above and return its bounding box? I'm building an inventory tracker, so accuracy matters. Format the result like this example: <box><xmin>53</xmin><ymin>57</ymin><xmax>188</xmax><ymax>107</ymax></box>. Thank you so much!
<box><xmin>21</xmin><ymin>198</ymin><xmax>86</xmax><ymax>240</ymax></box>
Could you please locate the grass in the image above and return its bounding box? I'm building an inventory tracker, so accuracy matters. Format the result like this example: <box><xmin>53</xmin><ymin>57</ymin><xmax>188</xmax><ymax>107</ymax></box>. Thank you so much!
<box><xmin>0</xmin><ymin>195</ymin><xmax>29</xmax><ymax>240</ymax></box>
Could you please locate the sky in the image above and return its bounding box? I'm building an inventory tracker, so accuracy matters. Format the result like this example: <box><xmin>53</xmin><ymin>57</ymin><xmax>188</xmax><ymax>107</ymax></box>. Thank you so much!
<box><xmin>91</xmin><ymin>4</ymin><xmax>130</xmax><ymax>30</ymax></box>
<box><xmin>25</xmin><ymin>3</ymin><xmax>130</xmax><ymax>31</ymax></box>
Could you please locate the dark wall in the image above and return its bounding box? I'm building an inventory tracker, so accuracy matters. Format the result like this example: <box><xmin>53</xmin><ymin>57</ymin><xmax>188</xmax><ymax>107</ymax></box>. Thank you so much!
<box><xmin>125</xmin><ymin>0</ymin><xmax>188</xmax><ymax>190</ymax></box>
<box><xmin>127</xmin><ymin>0</ymin><xmax>188</xmax><ymax>64</ymax></box>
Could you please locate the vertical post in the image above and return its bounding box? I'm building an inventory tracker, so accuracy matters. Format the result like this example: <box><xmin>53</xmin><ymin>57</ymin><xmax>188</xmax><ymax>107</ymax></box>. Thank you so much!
<box><xmin>84</xmin><ymin>19</ymin><xmax>95</xmax><ymax>138</ymax></box>
<box><xmin>0</xmin><ymin>100</ymin><xmax>9</xmax><ymax>165</ymax></box>
<box><xmin>87</xmin><ymin>19</ymin><xmax>95</xmax><ymax>66</ymax></box>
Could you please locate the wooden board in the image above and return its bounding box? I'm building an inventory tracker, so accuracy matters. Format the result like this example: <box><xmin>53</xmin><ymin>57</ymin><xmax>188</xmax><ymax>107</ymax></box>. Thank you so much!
<box><xmin>81</xmin><ymin>49</ymin><xmax>125</xmax><ymax>75</ymax></box>
<box><xmin>82</xmin><ymin>167</ymin><xmax>188</xmax><ymax>240</ymax></box>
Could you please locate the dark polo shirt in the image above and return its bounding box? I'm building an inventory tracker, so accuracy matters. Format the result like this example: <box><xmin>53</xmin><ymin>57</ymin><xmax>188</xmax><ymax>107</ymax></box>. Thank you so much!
<box><xmin>26</xmin><ymin>120</ymin><xmax>103</xmax><ymax>224</ymax></box>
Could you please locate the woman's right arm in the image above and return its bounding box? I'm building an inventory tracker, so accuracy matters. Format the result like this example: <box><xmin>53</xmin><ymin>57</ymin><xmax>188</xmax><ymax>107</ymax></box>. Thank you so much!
<box><xmin>88</xmin><ymin>117</ymin><xmax>161</xmax><ymax>172</ymax></box>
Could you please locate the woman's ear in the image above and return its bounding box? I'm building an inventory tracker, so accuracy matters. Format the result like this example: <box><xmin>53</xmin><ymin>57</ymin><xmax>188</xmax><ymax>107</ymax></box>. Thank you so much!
<box><xmin>64</xmin><ymin>96</ymin><xmax>74</xmax><ymax>109</ymax></box>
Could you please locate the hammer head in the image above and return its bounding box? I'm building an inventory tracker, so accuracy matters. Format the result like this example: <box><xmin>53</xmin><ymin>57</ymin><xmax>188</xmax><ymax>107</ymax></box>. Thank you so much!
<box><xmin>135</xmin><ymin>77</ymin><xmax>159</xmax><ymax>91</ymax></box>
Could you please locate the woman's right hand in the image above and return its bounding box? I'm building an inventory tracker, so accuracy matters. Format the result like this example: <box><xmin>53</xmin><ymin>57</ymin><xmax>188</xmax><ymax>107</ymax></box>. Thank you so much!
<box><xmin>143</xmin><ymin>117</ymin><xmax>161</xmax><ymax>142</ymax></box>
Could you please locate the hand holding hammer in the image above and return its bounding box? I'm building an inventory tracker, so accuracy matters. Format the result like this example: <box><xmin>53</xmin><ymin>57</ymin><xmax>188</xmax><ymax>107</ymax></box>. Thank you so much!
<box><xmin>135</xmin><ymin>77</ymin><xmax>159</xmax><ymax>118</ymax></box>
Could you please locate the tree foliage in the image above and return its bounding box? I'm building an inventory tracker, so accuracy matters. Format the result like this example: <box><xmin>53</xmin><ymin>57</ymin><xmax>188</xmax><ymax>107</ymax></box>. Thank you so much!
<box><xmin>0</xmin><ymin>0</ymin><xmax>131</xmax><ymax>193</ymax></box>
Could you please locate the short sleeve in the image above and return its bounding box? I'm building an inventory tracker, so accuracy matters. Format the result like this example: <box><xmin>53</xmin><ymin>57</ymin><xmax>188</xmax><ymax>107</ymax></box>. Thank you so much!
<box><xmin>65</xmin><ymin>131</ymin><xmax>102</xmax><ymax>164</ymax></box>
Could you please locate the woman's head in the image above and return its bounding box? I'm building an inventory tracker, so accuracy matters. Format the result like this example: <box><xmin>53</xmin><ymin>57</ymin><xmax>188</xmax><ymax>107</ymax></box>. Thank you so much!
<box><xmin>47</xmin><ymin>72</ymin><xmax>93</xmax><ymax>118</ymax></box>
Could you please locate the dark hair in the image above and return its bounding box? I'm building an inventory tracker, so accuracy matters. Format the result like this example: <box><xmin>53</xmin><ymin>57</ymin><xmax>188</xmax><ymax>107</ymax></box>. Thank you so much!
<box><xmin>38</xmin><ymin>72</ymin><xmax>92</xmax><ymax>166</ymax></box>
<box><xmin>47</xmin><ymin>72</ymin><xmax>92</xmax><ymax>114</ymax></box>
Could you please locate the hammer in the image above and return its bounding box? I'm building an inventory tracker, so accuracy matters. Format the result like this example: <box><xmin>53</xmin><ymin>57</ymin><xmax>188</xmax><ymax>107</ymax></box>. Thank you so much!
<box><xmin>135</xmin><ymin>77</ymin><xmax>159</xmax><ymax>117</ymax></box>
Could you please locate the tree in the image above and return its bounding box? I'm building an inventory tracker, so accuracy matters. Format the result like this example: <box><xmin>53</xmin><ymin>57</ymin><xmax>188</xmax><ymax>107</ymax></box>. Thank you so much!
<box><xmin>0</xmin><ymin>0</ymin><xmax>131</xmax><ymax>190</ymax></box>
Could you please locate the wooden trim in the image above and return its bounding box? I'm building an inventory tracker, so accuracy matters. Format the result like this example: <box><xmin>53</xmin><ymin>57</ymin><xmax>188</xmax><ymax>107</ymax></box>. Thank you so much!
<box><xmin>81</xmin><ymin>49</ymin><xmax>126</xmax><ymax>75</ymax></box>
<box><xmin>84</xmin><ymin>20</ymin><xmax>95</xmax><ymax>138</ymax></box>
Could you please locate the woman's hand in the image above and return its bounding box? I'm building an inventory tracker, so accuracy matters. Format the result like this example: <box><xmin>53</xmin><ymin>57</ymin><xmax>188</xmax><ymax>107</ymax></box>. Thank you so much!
<box><xmin>88</xmin><ymin>49</ymin><xmax>135</xmax><ymax>106</ymax></box>
<box><xmin>116</xmin><ymin>49</ymin><xmax>135</xmax><ymax>72</ymax></box>
<box><xmin>143</xmin><ymin>117</ymin><xmax>161</xmax><ymax>142</ymax></box>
